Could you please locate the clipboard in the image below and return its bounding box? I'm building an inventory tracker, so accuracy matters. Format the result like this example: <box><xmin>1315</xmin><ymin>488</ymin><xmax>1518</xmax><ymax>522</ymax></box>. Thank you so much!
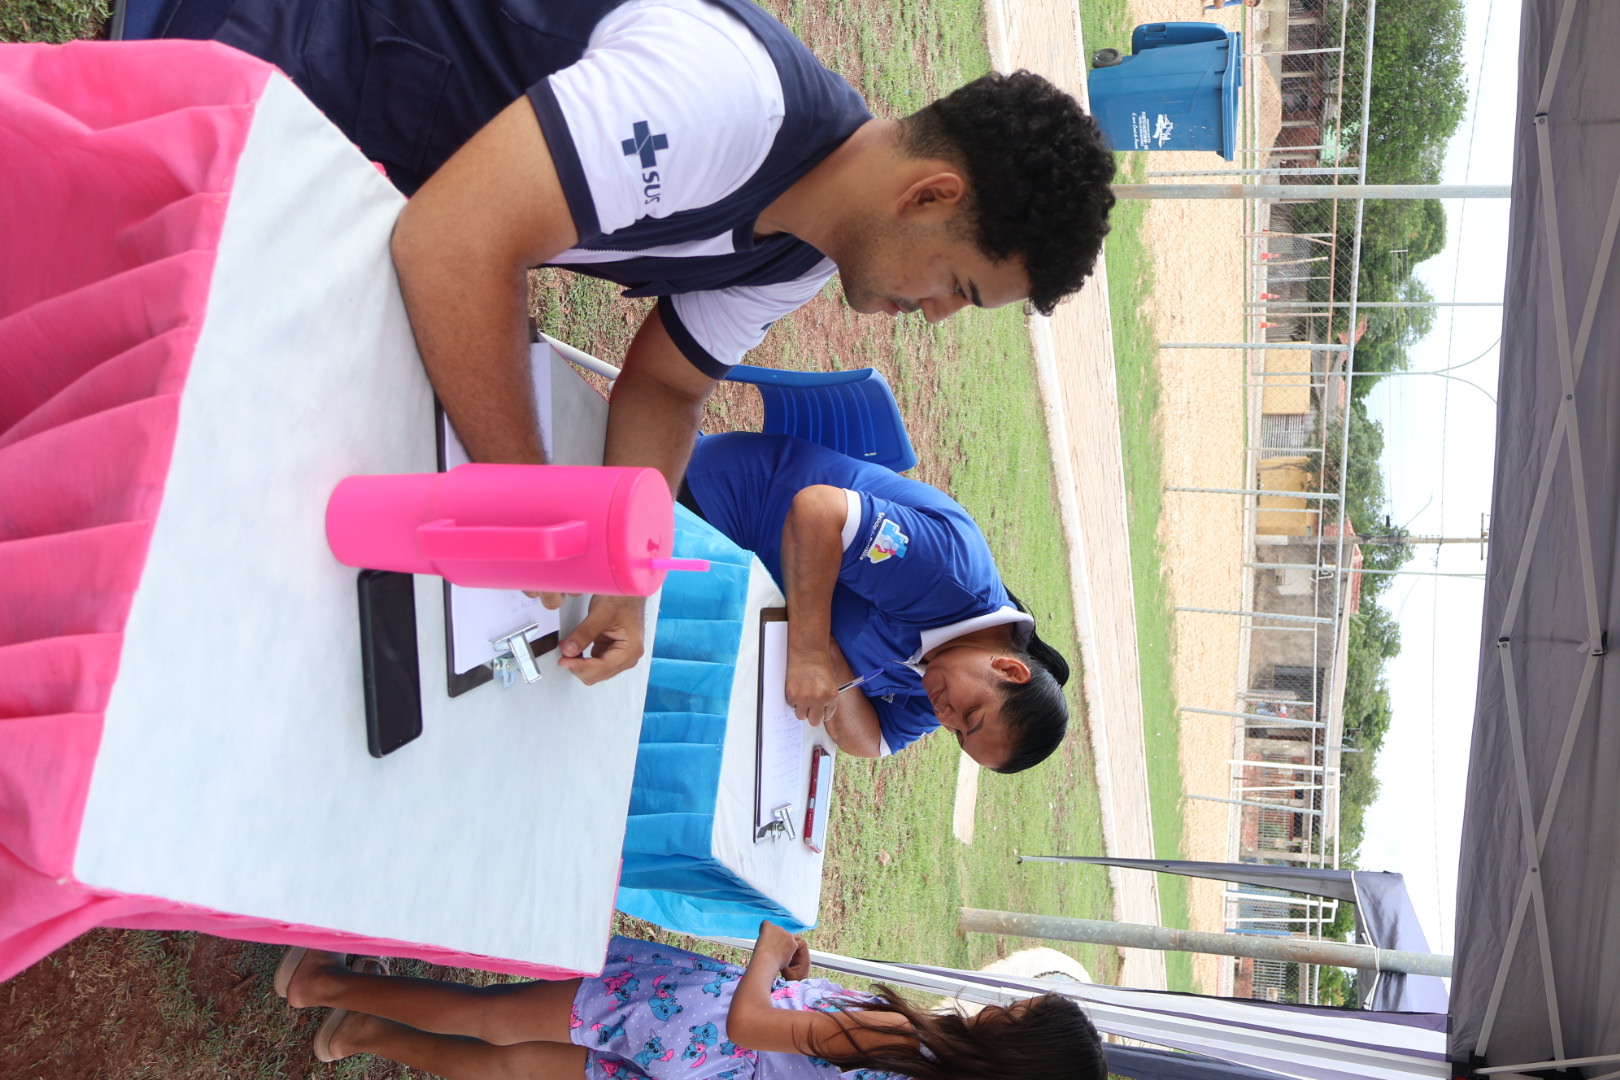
<box><xmin>433</xmin><ymin>333</ymin><xmax>561</xmax><ymax>697</ymax></box>
<box><xmin>753</xmin><ymin>608</ymin><xmax>801</xmax><ymax>839</ymax></box>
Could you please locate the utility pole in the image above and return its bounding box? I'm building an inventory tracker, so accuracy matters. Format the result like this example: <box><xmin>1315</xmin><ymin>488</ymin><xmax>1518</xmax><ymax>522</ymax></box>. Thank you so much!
<box><xmin>1357</xmin><ymin>531</ymin><xmax>1488</xmax><ymax>547</ymax></box>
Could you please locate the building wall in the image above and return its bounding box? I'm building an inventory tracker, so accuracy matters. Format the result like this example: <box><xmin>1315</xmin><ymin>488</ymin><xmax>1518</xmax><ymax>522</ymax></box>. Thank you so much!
<box><xmin>1260</xmin><ymin>349</ymin><xmax>1315</xmax><ymax>417</ymax></box>
<box><xmin>1246</xmin><ymin>537</ymin><xmax>1341</xmax><ymax>696</ymax></box>
<box><xmin>1255</xmin><ymin>457</ymin><xmax>1315</xmax><ymax>536</ymax></box>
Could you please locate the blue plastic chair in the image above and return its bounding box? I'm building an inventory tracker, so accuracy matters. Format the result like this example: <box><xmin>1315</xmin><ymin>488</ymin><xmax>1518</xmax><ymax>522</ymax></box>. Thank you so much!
<box><xmin>722</xmin><ymin>365</ymin><xmax>917</xmax><ymax>473</ymax></box>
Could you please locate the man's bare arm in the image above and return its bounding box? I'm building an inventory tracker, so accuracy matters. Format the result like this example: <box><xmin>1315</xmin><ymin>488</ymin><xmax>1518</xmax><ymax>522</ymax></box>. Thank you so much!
<box><xmin>392</xmin><ymin>97</ymin><xmax>578</xmax><ymax>465</ymax></box>
<box><xmin>392</xmin><ymin>101</ymin><xmax>724</xmax><ymax>686</ymax></box>
<box><xmin>555</xmin><ymin>306</ymin><xmax>719</xmax><ymax>684</ymax></box>
<box><xmin>602</xmin><ymin>304</ymin><xmax>719</xmax><ymax>491</ymax></box>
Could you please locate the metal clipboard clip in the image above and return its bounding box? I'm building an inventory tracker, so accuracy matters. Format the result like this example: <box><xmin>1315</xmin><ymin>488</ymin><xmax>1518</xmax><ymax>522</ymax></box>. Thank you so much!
<box><xmin>490</xmin><ymin>623</ymin><xmax>548</xmax><ymax>686</ymax></box>
<box><xmin>753</xmin><ymin>804</ymin><xmax>798</xmax><ymax>842</ymax></box>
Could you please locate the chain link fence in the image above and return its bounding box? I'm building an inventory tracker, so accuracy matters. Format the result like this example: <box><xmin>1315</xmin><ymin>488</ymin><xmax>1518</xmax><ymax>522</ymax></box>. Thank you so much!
<box><xmin>1166</xmin><ymin>0</ymin><xmax>1383</xmax><ymax>1005</ymax></box>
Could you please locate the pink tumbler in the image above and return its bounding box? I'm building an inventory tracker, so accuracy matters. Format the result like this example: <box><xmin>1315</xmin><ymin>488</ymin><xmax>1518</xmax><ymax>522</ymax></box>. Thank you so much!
<box><xmin>325</xmin><ymin>464</ymin><xmax>708</xmax><ymax>595</ymax></box>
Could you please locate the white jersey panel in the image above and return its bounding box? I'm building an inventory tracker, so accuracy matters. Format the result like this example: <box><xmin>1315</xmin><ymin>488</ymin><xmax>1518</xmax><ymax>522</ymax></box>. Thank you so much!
<box><xmin>546</xmin><ymin>0</ymin><xmax>786</xmax><ymax>238</ymax></box>
<box><xmin>669</xmin><ymin>258</ymin><xmax>837</xmax><ymax>367</ymax></box>
<box><xmin>546</xmin><ymin>231</ymin><xmax>738</xmax><ymax>265</ymax></box>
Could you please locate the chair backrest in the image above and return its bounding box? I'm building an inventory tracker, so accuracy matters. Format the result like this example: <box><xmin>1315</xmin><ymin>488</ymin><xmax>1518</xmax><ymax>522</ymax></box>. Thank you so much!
<box><xmin>723</xmin><ymin>365</ymin><xmax>917</xmax><ymax>473</ymax></box>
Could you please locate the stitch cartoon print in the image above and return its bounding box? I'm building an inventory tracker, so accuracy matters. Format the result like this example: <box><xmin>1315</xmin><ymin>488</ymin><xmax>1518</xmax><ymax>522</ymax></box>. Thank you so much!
<box><xmin>569</xmin><ymin>937</ymin><xmax>902</xmax><ymax>1080</ymax></box>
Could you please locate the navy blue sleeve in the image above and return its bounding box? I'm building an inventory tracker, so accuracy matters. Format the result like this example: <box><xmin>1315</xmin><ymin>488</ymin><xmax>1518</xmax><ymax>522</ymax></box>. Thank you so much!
<box><xmin>656</xmin><ymin>296</ymin><xmax>731</xmax><ymax>379</ymax></box>
<box><xmin>526</xmin><ymin>80</ymin><xmax>603</xmax><ymax>244</ymax></box>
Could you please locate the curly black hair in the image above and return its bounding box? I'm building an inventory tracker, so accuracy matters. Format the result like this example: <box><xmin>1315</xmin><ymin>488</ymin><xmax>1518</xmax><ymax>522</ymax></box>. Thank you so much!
<box><xmin>900</xmin><ymin>71</ymin><xmax>1117</xmax><ymax>316</ymax></box>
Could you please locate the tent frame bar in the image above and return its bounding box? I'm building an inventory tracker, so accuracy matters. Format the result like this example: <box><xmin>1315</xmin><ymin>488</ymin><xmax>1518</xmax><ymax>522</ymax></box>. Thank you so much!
<box><xmin>1477</xmin><ymin>1051</ymin><xmax>1620</xmax><ymax>1075</ymax></box>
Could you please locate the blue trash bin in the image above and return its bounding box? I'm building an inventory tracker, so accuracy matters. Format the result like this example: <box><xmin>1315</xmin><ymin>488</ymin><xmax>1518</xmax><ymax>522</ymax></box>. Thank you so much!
<box><xmin>1087</xmin><ymin>22</ymin><xmax>1243</xmax><ymax>160</ymax></box>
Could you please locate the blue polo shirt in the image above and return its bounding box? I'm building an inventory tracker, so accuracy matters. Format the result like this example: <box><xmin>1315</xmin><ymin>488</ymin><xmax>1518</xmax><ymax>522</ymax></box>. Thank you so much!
<box><xmin>685</xmin><ymin>433</ymin><xmax>1024</xmax><ymax>754</ymax></box>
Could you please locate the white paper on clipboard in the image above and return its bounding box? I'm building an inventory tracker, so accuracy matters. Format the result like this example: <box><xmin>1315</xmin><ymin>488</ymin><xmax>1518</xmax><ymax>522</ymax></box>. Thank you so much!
<box><xmin>439</xmin><ymin>344</ymin><xmax>561</xmax><ymax>675</ymax></box>
<box><xmin>755</xmin><ymin>618</ymin><xmax>804</xmax><ymax>829</ymax></box>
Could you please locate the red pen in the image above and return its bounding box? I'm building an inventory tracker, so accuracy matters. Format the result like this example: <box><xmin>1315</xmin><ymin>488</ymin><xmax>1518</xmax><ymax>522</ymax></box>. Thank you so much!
<box><xmin>803</xmin><ymin>746</ymin><xmax>832</xmax><ymax>853</ymax></box>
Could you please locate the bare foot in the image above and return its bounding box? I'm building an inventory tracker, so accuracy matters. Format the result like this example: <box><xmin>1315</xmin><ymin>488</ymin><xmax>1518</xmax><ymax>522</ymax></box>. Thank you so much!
<box><xmin>285</xmin><ymin>950</ymin><xmax>352</xmax><ymax>1009</ymax></box>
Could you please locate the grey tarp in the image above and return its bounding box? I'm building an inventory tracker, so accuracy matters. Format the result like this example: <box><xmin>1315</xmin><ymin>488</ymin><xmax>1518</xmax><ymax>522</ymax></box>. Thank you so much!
<box><xmin>1450</xmin><ymin>0</ymin><xmax>1620</xmax><ymax>1073</ymax></box>
<box><xmin>1024</xmin><ymin>857</ymin><xmax>1447</xmax><ymax>1013</ymax></box>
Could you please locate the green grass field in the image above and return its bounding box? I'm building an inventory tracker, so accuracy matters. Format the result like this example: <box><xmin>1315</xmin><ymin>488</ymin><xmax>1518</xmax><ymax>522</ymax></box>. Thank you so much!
<box><xmin>1080</xmin><ymin>0</ymin><xmax>1195</xmax><ymax>989</ymax></box>
<box><xmin>1</xmin><ymin>0</ymin><xmax>104</xmax><ymax>41</ymax></box>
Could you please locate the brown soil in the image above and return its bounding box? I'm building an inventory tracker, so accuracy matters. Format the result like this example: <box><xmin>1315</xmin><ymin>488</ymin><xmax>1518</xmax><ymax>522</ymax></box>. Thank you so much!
<box><xmin>1</xmin><ymin>931</ymin><xmax>393</xmax><ymax>1079</ymax></box>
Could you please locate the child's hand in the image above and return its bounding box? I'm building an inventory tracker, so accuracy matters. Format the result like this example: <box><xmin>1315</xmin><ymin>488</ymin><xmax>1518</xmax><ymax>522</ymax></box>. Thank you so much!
<box><xmin>780</xmin><ymin>936</ymin><xmax>811</xmax><ymax>981</ymax></box>
<box><xmin>753</xmin><ymin>921</ymin><xmax>810</xmax><ymax>979</ymax></box>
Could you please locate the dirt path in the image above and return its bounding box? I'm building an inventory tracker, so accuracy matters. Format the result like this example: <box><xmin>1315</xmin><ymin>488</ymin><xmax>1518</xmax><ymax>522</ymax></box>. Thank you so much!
<box><xmin>992</xmin><ymin>0</ymin><xmax>1282</xmax><ymax>993</ymax></box>
<box><xmin>982</xmin><ymin>0</ymin><xmax>1166</xmax><ymax>993</ymax></box>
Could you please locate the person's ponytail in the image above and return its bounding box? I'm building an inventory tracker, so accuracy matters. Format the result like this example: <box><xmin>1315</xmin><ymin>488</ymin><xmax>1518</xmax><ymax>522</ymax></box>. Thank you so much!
<box><xmin>994</xmin><ymin>587</ymin><xmax>1071</xmax><ymax>773</ymax></box>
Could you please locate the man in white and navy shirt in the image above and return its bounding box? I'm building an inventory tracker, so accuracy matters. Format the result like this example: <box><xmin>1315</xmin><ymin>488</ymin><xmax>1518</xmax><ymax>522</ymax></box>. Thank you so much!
<box><xmin>156</xmin><ymin>0</ymin><xmax>1116</xmax><ymax>684</ymax></box>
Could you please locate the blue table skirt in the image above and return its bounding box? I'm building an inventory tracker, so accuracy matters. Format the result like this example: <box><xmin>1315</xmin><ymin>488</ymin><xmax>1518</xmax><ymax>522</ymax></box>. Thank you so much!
<box><xmin>615</xmin><ymin>507</ymin><xmax>814</xmax><ymax>936</ymax></box>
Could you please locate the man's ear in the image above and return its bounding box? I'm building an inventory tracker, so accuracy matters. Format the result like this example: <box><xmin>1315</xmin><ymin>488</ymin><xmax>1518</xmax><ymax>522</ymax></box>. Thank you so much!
<box><xmin>896</xmin><ymin>170</ymin><xmax>966</xmax><ymax>218</ymax></box>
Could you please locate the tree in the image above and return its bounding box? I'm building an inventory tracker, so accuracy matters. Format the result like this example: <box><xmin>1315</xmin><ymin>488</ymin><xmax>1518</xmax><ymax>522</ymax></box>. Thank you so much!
<box><xmin>1349</xmin><ymin>276</ymin><xmax>1437</xmax><ymax>402</ymax></box>
<box><xmin>1317</xmin><ymin>400</ymin><xmax>1390</xmax><ymax>535</ymax></box>
<box><xmin>1316</xmin><ymin>965</ymin><xmax>1359</xmax><ymax>1008</ymax></box>
<box><xmin>1346</xmin><ymin>0</ymin><xmax>1470</xmax><ymax>185</ymax></box>
<box><xmin>1338</xmin><ymin>751</ymin><xmax>1383</xmax><ymax>858</ymax></box>
<box><xmin>1356</xmin><ymin>201</ymin><xmax>1448</xmax><ymax>299</ymax></box>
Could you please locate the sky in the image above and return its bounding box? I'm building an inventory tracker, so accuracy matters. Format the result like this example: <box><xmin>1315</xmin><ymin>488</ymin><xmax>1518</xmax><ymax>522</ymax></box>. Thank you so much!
<box><xmin>1356</xmin><ymin>0</ymin><xmax>1522</xmax><ymax>958</ymax></box>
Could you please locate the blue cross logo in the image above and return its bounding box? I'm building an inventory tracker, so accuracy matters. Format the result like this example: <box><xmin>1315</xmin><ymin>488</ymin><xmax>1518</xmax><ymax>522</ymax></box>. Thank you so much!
<box><xmin>621</xmin><ymin>120</ymin><xmax>668</xmax><ymax>168</ymax></box>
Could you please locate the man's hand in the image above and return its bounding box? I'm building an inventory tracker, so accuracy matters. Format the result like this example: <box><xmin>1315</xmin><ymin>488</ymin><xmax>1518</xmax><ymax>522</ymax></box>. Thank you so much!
<box><xmin>785</xmin><ymin>647</ymin><xmax>839</xmax><ymax>726</ymax></box>
<box><xmin>557</xmin><ymin>594</ymin><xmax>646</xmax><ymax>684</ymax></box>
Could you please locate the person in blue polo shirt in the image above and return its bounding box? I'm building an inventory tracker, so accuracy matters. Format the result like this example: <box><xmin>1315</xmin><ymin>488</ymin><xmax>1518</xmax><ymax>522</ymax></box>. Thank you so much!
<box><xmin>154</xmin><ymin>0</ymin><xmax>1115</xmax><ymax>688</ymax></box>
<box><xmin>681</xmin><ymin>432</ymin><xmax>1070</xmax><ymax>772</ymax></box>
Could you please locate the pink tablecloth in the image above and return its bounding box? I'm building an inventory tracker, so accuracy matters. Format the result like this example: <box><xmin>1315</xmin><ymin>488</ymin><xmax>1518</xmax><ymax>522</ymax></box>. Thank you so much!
<box><xmin>0</xmin><ymin>40</ymin><xmax>608</xmax><ymax>984</ymax></box>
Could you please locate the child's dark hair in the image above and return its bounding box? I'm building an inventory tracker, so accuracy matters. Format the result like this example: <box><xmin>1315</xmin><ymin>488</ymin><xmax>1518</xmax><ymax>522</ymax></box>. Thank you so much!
<box><xmin>806</xmin><ymin>988</ymin><xmax>1106</xmax><ymax>1080</ymax></box>
<box><xmin>993</xmin><ymin>587</ymin><xmax>1072</xmax><ymax>774</ymax></box>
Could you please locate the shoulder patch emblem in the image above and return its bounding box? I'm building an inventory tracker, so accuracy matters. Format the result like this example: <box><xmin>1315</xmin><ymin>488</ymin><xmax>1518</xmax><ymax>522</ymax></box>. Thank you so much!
<box><xmin>863</xmin><ymin>515</ymin><xmax>909</xmax><ymax>564</ymax></box>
